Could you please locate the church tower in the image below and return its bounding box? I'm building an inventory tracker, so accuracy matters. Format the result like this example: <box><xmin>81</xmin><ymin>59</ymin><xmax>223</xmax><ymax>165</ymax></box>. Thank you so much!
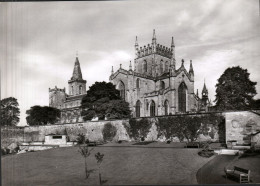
<box><xmin>200</xmin><ymin>81</ymin><xmax>209</xmax><ymax>112</ymax></box>
<box><xmin>68</xmin><ymin>56</ymin><xmax>87</xmax><ymax>96</ymax></box>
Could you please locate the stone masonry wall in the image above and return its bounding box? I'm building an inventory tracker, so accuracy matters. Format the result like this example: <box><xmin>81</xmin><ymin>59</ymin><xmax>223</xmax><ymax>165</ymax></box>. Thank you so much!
<box><xmin>225</xmin><ymin>111</ymin><xmax>260</xmax><ymax>144</ymax></box>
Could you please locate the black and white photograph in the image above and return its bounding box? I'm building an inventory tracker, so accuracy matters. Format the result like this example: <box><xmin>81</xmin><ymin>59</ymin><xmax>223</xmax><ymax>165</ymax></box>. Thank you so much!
<box><xmin>1</xmin><ymin>0</ymin><xmax>260</xmax><ymax>185</ymax></box>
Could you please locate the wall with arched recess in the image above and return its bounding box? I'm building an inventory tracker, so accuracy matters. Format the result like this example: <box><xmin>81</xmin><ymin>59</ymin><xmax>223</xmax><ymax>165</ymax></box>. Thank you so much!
<box><xmin>225</xmin><ymin>110</ymin><xmax>260</xmax><ymax>145</ymax></box>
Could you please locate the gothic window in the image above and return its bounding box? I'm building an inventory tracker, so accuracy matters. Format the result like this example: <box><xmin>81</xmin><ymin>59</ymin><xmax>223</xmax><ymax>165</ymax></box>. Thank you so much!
<box><xmin>136</xmin><ymin>78</ymin><xmax>140</xmax><ymax>89</ymax></box>
<box><xmin>165</xmin><ymin>61</ymin><xmax>169</xmax><ymax>72</ymax></box>
<box><xmin>160</xmin><ymin>81</ymin><xmax>165</xmax><ymax>89</ymax></box>
<box><xmin>160</xmin><ymin>60</ymin><xmax>163</xmax><ymax>74</ymax></box>
<box><xmin>136</xmin><ymin>100</ymin><xmax>141</xmax><ymax>117</ymax></box>
<box><xmin>143</xmin><ymin>60</ymin><xmax>147</xmax><ymax>72</ymax></box>
<box><xmin>178</xmin><ymin>82</ymin><xmax>187</xmax><ymax>113</ymax></box>
<box><xmin>150</xmin><ymin>100</ymin><xmax>156</xmax><ymax>117</ymax></box>
<box><xmin>118</xmin><ymin>81</ymin><xmax>125</xmax><ymax>100</ymax></box>
<box><xmin>164</xmin><ymin>100</ymin><xmax>169</xmax><ymax>115</ymax></box>
<box><xmin>71</xmin><ymin>86</ymin><xmax>74</xmax><ymax>95</ymax></box>
<box><xmin>79</xmin><ymin>85</ymin><xmax>82</xmax><ymax>95</ymax></box>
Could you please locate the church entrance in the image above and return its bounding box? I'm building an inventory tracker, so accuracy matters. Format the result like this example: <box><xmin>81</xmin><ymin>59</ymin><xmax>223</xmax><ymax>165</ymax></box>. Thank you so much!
<box><xmin>150</xmin><ymin>100</ymin><xmax>155</xmax><ymax>116</ymax></box>
<box><xmin>178</xmin><ymin>82</ymin><xmax>187</xmax><ymax>112</ymax></box>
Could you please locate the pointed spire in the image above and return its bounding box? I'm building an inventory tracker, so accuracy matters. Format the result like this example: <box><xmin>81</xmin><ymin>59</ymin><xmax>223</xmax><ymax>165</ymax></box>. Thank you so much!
<box><xmin>129</xmin><ymin>61</ymin><xmax>132</xmax><ymax>70</ymax></box>
<box><xmin>135</xmin><ymin>36</ymin><xmax>138</xmax><ymax>47</ymax></box>
<box><xmin>152</xmin><ymin>29</ymin><xmax>156</xmax><ymax>44</ymax></box>
<box><xmin>111</xmin><ymin>66</ymin><xmax>114</xmax><ymax>74</ymax></box>
<box><xmin>189</xmin><ymin>60</ymin><xmax>194</xmax><ymax>74</ymax></box>
<box><xmin>171</xmin><ymin>37</ymin><xmax>175</xmax><ymax>49</ymax></box>
<box><xmin>71</xmin><ymin>55</ymin><xmax>83</xmax><ymax>80</ymax></box>
<box><xmin>202</xmin><ymin>79</ymin><xmax>208</xmax><ymax>95</ymax></box>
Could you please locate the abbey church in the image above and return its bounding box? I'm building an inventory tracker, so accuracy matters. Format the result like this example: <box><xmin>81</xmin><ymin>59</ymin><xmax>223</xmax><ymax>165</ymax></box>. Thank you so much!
<box><xmin>110</xmin><ymin>30</ymin><xmax>210</xmax><ymax>117</ymax></box>
<box><xmin>49</xmin><ymin>30</ymin><xmax>210</xmax><ymax>123</ymax></box>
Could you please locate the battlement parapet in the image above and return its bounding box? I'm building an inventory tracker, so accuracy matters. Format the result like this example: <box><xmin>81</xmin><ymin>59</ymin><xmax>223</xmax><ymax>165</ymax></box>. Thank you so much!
<box><xmin>136</xmin><ymin>43</ymin><xmax>173</xmax><ymax>59</ymax></box>
<box><xmin>49</xmin><ymin>86</ymin><xmax>66</xmax><ymax>93</ymax></box>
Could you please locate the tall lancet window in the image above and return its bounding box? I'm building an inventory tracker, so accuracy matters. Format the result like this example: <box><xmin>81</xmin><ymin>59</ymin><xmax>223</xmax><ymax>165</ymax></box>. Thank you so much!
<box><xmin>150</xmin><ymin>100</ymin><xmax>156</xmax><ymax>117</ymax></box>
<box><xmin>165</xmin><ymin>61</ymin><xmax>169</xmax><ymax>72</ymax></box>
<box><xmin>71</xmin><ymin>86</ymin><xmax>74</xmax><ymax>95</ymax></box>
<box><xmin>164</xmin><ymin>100</ymin><xmax>169</xmax><ymax>115</ymax></box>
<box><xmin>79</xmin><ymin>85</ymin><xmax>83</xmax><ymax>95</ymax></box>
<box><xmin>136</xmin><ymin>100</ymin><xmax>141</xmax><ymax>117</ymax></box>
<box><xmin>118</xmin><ymin>81</ymin><xmax>125</xmax><ymax>100</ymax></box>
<box><xmin>178</xmin><ymin>82</ymin><xmax>187</xmax><ymax>113</ymax></box>
<box><xmin>143</xmin><ymin>60</ymin><xmax>147</xmax><ymax>72</ymax></box>
<box><xmin>160</xmin><ymin>60</ymin><xmax>163</xmax><ymax>74</ymax></box>
<box><xmin>136</xmin><ymin>78</ymin><xmax>140</xmax><ymax>89</ymax></box>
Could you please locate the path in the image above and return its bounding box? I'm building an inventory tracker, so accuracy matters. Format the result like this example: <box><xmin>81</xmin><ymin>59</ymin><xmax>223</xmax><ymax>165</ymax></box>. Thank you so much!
<box><xmin>197</xmin><ymin>154</ymin><xmax>260</xmax><ymax>184</ymax></box>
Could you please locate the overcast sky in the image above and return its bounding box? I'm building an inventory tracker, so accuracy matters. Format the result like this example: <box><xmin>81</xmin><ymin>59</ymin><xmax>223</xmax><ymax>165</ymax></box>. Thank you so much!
<box><xmin>1</xmin><ymin>0</ymin><xmax>260</xmax><ymax>126</ymax></box>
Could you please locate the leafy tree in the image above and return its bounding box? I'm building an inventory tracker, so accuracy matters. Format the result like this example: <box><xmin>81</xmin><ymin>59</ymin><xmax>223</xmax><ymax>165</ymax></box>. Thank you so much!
<box><xmin>251</xmin><ymin>99</ymin><xmax>260</xmax><ymax>109</ymax></box>
<box><xmin>214</xmin><ymin>66</ymin><xmax>257</xmax><ymax>111</ymax></box>
<box><xmin>26</xmin><ymin>106</ymin><xmax>60</xmax><ymax>125</ymax></box>
<box><xmin>0</xmin><ymin>97</ymin><xmax>20</xmax><ymax>126</ymax></box>
<box><xmin>81</xmin><ymin>81</ymin><xmax>131</xmax><ymax>120</ymax></box>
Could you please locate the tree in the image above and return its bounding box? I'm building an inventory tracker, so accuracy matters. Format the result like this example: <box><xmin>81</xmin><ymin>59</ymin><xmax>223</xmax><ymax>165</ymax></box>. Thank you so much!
<box><xmin>0</xmin><ymin>97</ymin><xmax>20</xmax><ymax>126</ymax></box>
<box><xmin>81</xmin><ymin>81</ymin><xmax>131</xmax><ymax>121</ymax></box>
<box><xmin>78</xmin><ymin>140</ymin><xmax>94</xmax><ymax>179</ymax></box>
<box><xmin>251</xmin><ymin>99</ymin><xmax>260</xmax><ymax>109</ymax></box>
<box><xmin>26</xmin><ymin>106</ymin><xmax>60</xmax><ymax>125</ymax></box>
<box><xmin>95</xmin><ymin>152</ymin><xmax>105</xmax><ymax>185</ymax></box>
<box><xmin>214</xmin><ymin>66</ymin><xmax>257</xmax><ymax>111</ymax></box>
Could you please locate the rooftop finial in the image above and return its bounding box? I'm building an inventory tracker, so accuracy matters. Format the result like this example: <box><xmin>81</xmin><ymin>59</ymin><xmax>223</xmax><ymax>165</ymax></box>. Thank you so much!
<box><xmin>135</xmin><ymin>36</ymin><xmax>138</xmax><ymax>47</ymax></box>
<box><xmin>120</xmin><ymin>64</ymin><xmax>122</xmax><ymax>69</ymax></box>
<box><xmin>181</xmin><ymin>59</ymin><xmax>184</xmax><ymax>66</ymax></box>
<box><xmin>189</xmin><ymin>60</ymin><xmax>194</xmax><ymax>74</ymax></box>
<box><xmin>111</xmin><ymin>66</ymin><xmax>114</xmax><ymax>74</ymax></box>
<box><xmin>171</xmin><ymin>37</ymin><xmax>175</xmax><ymax>48</ymax></box>
<box><xmin>129</xmin><ymin>61</ymin><xmax>132</xmax><ymax>70</ymax></box>
<box><xmin>152</xmin><ymin>29</ymin><xmax>156</xmax><ymax>44</ymax></box>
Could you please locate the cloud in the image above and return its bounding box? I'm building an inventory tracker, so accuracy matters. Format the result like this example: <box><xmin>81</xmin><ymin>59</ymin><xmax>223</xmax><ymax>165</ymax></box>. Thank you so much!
<box><xmin>0</xmin><ymin>0</ymin><xmax>259</xmax><ymax>126</ymax></box>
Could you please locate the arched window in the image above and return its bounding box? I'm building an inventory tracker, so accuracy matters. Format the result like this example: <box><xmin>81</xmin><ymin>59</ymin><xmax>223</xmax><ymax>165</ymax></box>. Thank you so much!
<box><xmin>160</xmin><ymin>81</ymin><xmax>165</xmax><ymax>89</ymax></box>
<box><xmin>79</xmin><ymin>85</ymin><xmax>83</xmax><ymax>95</ymax></box>
<box><xmin>160</xmin><ymin>60</ymin><xmax>163</xmax><ymax>74</ymax></box>
<box><xmin>118</xmin><ymin>81</ymin><xmax>125</xmax><ymax>100</ymax></box>
<box><xmin>143</xmin><ymin>60</ymin><xmax>147</xmax><ymax>72</ymax></box>
<box><xmin>150</xmin><ymin>100</ymin><xmax>156</xmax><ymax>117</ymax></box>
<box><xmin>164</xmin><ymin>100</ymin><xmax>169</xmax><ymax>115</ymax></box>
<box><xmin>136</xmin><ymin>100</ymin><xmax>141</xmax><ymax>117</ymax></box>
<box><xmin>136</xmin><ymin>78</ymin><xmax>140</xmax><ymax>89</ymax></box>
<box><xmin>165</xmin><ymin>61</ymin><xmax>169</xmax><ymax>72</ymax></box>
<box><xmin>178</xmin><ymin>82</ymin><xmax>187</xmax><ymax>113</ymax></box>
<box><xmin>71</xmin><ymin>86</ymin><xmax>74</xmax><ymax>95</ymax></box>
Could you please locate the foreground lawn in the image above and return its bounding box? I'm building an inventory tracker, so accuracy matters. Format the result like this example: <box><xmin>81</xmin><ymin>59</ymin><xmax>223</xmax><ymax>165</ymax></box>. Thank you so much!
<box><xmin>2</xmin><ymin>145</ymin><xmax>213</xmax><ymax>185</ymax></box>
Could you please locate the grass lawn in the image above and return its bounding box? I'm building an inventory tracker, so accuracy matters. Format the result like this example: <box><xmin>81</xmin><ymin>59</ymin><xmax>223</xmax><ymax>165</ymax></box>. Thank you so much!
<box><xmin>197</xmin><ymin>154</ymin><xmax>260</xmax><ymax>184</ymax></box>
<box><xmin>2</xmin><ymin>145</ymin><xmax>213</xmax><ymax>186</ymax></box>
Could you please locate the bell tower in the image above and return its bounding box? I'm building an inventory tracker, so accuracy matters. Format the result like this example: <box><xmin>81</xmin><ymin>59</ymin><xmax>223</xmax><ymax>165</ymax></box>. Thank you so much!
<box><xmin>68</xmin><ymin>55</ymin><xmax>87</xmax><ymax>96</ymax></box>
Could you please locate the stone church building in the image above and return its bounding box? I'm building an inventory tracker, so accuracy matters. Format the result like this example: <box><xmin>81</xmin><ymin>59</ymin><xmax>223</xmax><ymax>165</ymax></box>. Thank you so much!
<box><xmin>49</xmin><ymin>56</ymin><xmax>87</xmax><ymax>123</ymax></box>
<box><xmin>49</xmin><ymin>30</ymin><xmax>210</xmax><ymax>123</ymax></box>
<box><xmin>110</xmin><ymin>30</ymin><xmax>210</xmax><ymax>117</ymax></box>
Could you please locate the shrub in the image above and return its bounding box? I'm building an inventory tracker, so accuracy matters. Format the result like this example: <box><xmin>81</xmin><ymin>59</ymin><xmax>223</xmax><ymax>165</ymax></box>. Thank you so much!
<box><xmin>102</xmin><ymin>123</ymin><xmax>117</xmax><ymax>142</ymax></box>
<box><xmin>126</xmin><ymin>118</ymin><xmax>152</xmax><ymax>140</ymax></box>
<box><xmin>77</xmin><ymin>133</ymin><xmax>86</xmax><ymax>144</ymax></box>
